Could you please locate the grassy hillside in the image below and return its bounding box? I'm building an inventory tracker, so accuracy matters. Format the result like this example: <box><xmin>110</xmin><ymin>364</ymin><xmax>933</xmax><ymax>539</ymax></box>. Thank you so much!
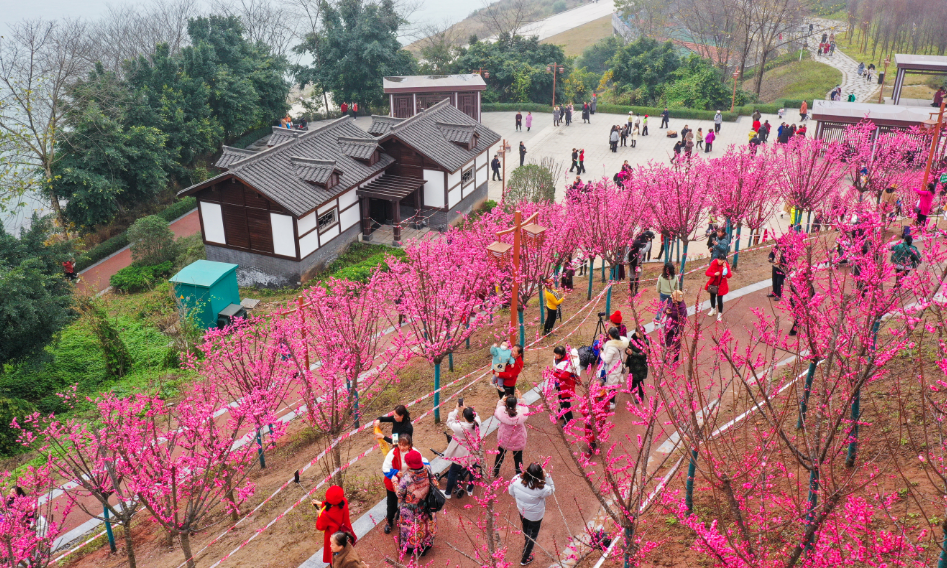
<box><xmin>541</xmin><ymin>15</ymin><xmax>613</xmax><ymax>57</ymax></box>
<box><xmin>742</xmin><ymin>58</ymin><xmax>843</xmax><ymax>103</ymax></box>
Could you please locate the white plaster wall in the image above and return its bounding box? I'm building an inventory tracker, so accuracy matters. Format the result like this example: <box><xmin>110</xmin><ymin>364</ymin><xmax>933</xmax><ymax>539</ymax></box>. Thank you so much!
<box><xmin>200</xmin><ymin>202</ymin><xmax>226</xmax><ymax>244</ymax></box>
<box><xmin>300</xmin><ymin>231</ymin><xmax>319</xmax><ymax>257</ymax></box>
<box><xmin>270</xmin><ymin>213</ymin><xmax>296</xmax><ymax>257</ymax></box>
<box><xmin>476</xmin><ymin>151</ymin><xmax>487</xmax><ymax>170</ymax></box>
<box><xmin>424</xmin><ymin>169</ymin><xmax>445</xmax><ymax>207</ymax></box>
<box><xmin>448</xmin><ymin>169</ymin><xmax>461</xmax><ymax>189</ymax></box>
<box><xmin>340</xmin><ymin>204</ymin><xmax>359</xmax><ymax>231</ymax></box>
<box><xmin>298</xmin><ymin>211</ymin><xmax>316</xmax><ymax>235</ymax></box>
<box><xmin>448</xmin><ymin>187</ymin><xmax>461</xmax><ymax>208</ymax></box>
<box><xmin>320</xmin><ymin>223</ymin><xmax>340</xmax><ymax>244</ymax></box>
<box><xmin>318</xmin><ymin>200</ymin><xmax>337</xmax><ymax>216</ymax></box>
<box><xmin>338</xmin><ymin>188</ymin><xmax>357</xmax><ymax>211</ymax></box>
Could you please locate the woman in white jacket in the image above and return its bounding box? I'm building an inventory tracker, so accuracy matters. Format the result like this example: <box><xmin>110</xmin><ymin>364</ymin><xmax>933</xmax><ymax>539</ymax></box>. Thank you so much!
<box><xmin>600</xmin><ymin>327</ymin><xmax>628</xmax><ymax>411</ymax></box>
<box><xmin>443</xmin><ymin>403</ymin><xmax>482</xmax><ymax>498</ymax></box>
<box><xmin>508</xmin><ymin>463</ymin><xmax>555</xmax><ymax>566</ymax></box>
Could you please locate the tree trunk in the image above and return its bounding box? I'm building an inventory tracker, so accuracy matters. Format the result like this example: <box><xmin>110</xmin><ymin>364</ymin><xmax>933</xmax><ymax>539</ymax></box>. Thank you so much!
<box><xmin>123</xmin><ymin>522</ymin><xmax>138</xmax><ymax>568</ymax></box>
<box><xmin>180</xmin><ymin>531</ymin><xmax>196</xmax><ymax>568</ymax></box>
<box><xmin>44</xmin><ymin>165</ymin><xmax>68</xmax><ymax>238</ymax></box>
<box><xmin>332</xmin><ymin>442</ymin><xmax>344</xmax><ymax>486</ymax></box>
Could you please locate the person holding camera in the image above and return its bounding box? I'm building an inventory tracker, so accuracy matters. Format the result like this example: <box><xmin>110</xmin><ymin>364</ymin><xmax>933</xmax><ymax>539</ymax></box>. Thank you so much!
<box><xmin>705</xmin><ymin>252</ymin><xmax>732</xmax><ymax>322</ymax></box>
<box><xmin>443</xmin><ymin>401</ymin><xmax>482</xmax><ymax>499</ymax></box>
<box><xmin>600</xmin><ymin>327</ymin><xmax>629</xmax><ymax>411</ymax></box>
<box><xmin>508</xmin><ymin>463</ymin><xmax>556</xmax><ymax>566</ymax></box>
<box><xmin>493</xmin><ymin>390</ymin><xmax>529</xmax><ymax>477</ymax></box>
<box><xmin>551</xmin><ymin>346</ymin><xmax>579</xmax><ymax>424</ymax></box>
<box><xmin>313</xmin><ymin>486</ymin><xmax>356</xmax><ymax>563</ymax></box>
<box><xmin>496</xmin><ymin>345</ymin><xmax>524</xmax><ymax>398</ymax></box>
<box><xmin>543</xmin><ymin>279</ymin><xmax>565</xmax><ymax>335</ymax></box>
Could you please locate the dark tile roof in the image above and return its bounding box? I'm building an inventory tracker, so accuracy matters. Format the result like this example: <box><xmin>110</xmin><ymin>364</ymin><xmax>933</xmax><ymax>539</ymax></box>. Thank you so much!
<box><xmin>435</xmin><ymin>121</ymin><xmax>475</xmax><ymax>145</ymax></box>
<box><xmin>215</xmin><ymin>146</ymin><xmax>258</xmax><ymax>169</ymax></box>
<box><xmin>268</xmin><ymin>126</ymin><xmax>306</xmax><ymax>147</ymax></box>
<box><xmin>367</xmin><ymin>115</ymin><xmax>404</xmax><ymax>136</ymax></box>
<box><xmin>337</xmin><ymin>137</ymin><xmax>379</xmax><ymax>160</ymax></box>
<box><xmin>383</xmin><ymin>100</ymin><xmax>501</xmax><ymax>172</ymax></box>
<box><xmin>178</xmin><ymin>117</ymin><xmax>393</xmax><ymax>217</ymax></box>
<box><xmin>290</xmin><ymin>157</ymin><xmax>338</xmax><ymax>185</ymax></box>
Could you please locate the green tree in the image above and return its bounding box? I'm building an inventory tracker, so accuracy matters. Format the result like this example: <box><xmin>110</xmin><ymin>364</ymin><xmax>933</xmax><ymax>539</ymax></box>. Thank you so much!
<box><xmin>577</xmin><ymin>36</ymin><xmax>623</xmax><ymax>74</ymax></box>
<box><xmin>182</xmin><ymin>16</ymin><xmax>291</xmax><ymax>139</ymax></box>
<box><xmin>0</xmin><ymin>217</ymin><xmax>74</xmax><ymax>367</ymax></box>
<box><xmin>128</xmin><ymin>215</ymin><xmax>178</xmax><ymax>267</ymax></box>
<box><xmin>56</xmin><ymin>65</ymin><xmax>170</xmax><ymax>228</ymax></box>
<box><xmin>452</xmin><ymin>35</ymin><xmax>569</xmax><ymax>104</ymax></box>
<box><xmin>75</xmin><ymin>296</ymin><xmax>133</xmax><ymax>379</ymax></box>
<box><xmin>663</xmin><ymin>55</ymin><xmax>752</xmax><ymax>110</ymax></box>
<box><xmin>505</xmin><ymin>159</ymin><xmax>561</xmax><ymax>206</ymax></box>
<box><xmin>295</xmin><ymin>0</ymin><xmax>416</xmax><ymax>109</ymax></box>
<box><xmin>609</xmin><ymin>38</ymin><xmax>681</xmax><ymax>105</ymax></box>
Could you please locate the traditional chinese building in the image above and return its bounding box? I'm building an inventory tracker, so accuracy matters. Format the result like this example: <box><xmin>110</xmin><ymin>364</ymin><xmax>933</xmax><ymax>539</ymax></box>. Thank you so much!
<box><xmin>383</xmin><ymin>74</ymin><xmax>487</xmax><ymax>122</ymax></box>
<box><xmin>178</xmin><ymin>99</ymin><xmax>499</xmax><ymax>287</ymax></box>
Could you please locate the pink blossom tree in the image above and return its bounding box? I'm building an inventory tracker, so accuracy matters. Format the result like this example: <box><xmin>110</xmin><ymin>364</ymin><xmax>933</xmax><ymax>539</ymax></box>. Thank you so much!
<box><xmin>291</xmin><ymin>277</ymin><xmax>408</xmax><ymax>484</ymax></box>
<box><xmin>841</xmin><ymin>121</ymin><xmax>926</xmax><ymax>206</ymax></box>
<box><xmin>770</xmin><ymin>137</ymin><xmax>848</xmax><ymax>228</ymax></box>
<box><xmin>0</xmin><ymin>460</ymin><xmax>72</xmax><ymax>568</ymax></box>
<box><xmin>642</xmin><ymin>159</ymin><xmax>708</xmax><ymax>288</ymax></box>
<box><xmin>101</xmin><ymin>389</ymin><xmax>282</xmax><ymax>568</ymax></box>
<box><xmin>383</xmin><ymin>237</ymin><xmax>499</xmax><ymax>422</ymax></box>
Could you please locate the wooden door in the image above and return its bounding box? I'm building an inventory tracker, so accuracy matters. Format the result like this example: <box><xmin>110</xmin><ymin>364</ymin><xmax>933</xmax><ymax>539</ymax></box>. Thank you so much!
<box><xmin>458</xmin><ymin>93</ymin><xmax>477</xmax><ymax>121</ymax></box>
<box><xmin>221</xmin><ymin>204</ymin><xmax>250</xmax><ymax>249</ymax></box>
<box><xmin>394</xmin><ymin>96</ymin><xmax>412</xmax><ymax>118</ymax></box>
<box><xmin>245</xmin><ymin>208</ymin><xmax>274</xmax><ymax>253</ymax></box>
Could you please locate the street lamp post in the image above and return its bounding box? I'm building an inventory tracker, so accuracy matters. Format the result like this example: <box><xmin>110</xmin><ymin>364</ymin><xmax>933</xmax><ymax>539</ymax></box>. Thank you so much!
<box><xmin>487</xmin><ymin>211</ymin><xmax>545</xmax><ymax>347</ymax></box>
<box><xmin>496</xmin><ymin>138</ymin><xmax>512</xmax><ymax>202</ymax></box>
<box><xmin>730</xmin><ymin>70</ymin><xmax>741</xmax><ymax>112</ymax></box>
<box><xmin>546</xmin><ymin>63</ymin><xmax>565</xmax><ymax>108</ymax></box>
<box><xmin>878</xmin><ymin>56</ymin><xmax>890</xmax><ymax>104</ymax></box>
<box><xmin>920</xmin><ymin>100</ymin><xmax>946</xmax><ymax>194</ymax></box>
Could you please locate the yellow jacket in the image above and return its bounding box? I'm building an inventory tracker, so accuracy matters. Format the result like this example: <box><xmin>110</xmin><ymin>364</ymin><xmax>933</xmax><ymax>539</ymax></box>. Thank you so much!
<box><xmin>544</xmin><ymin>288</ymin><xmax>565</xmax><ymax>310</ymax></box>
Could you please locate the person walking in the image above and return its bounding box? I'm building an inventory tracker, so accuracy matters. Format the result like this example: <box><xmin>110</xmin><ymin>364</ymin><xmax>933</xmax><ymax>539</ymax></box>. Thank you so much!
<box><xmin>578</xmin><ymin>149</ymin><xmax>586</xmax><ymax>174</ymax></box>
<box><xmin>515</xmin><ymin>111</ymin><xmax>523</xmax><ymax>131</ymax></box>
<box><xmin>328</xmin><ymin>532</ymin><xmax>367</xmax><ymax>568</ymax></box>
<box><xmin>660</xmin><ymin>108</ymin><xmax>670</xmax><ymax>128</ymax></box>
<box><xmin>625</xmin><ymin>324</ymin><xmax>649</xmax><ymax>402</ymax></box>
<box><xmin>351</xmin><ymin>102</ymin><xmax>358</xmax><ymax>118</ymax></box>
<box><xmin>713</xmin><ymin>110</ymin><xmax>722</xmax><ymax>133</ymax></box>
<box><xmin>396</xmin><ymin>450</ymin><xmax>437</xmax><ymax>556</ymax></box>
<box><xmin>381</xmin><ymin>434</ymin><xmax>427</xmax><ymax>534</ymax></box>
<box><xmin>768</xmin><ymin>239</ymin><xmax>787</xmax><ymax>300</ymax></box>
<box><xmin>655</xmin><ymin>263</ymin><xmax>676</xmax><ymax>325</ymax></box>
<box><xmin>565</xmin><ymin>105</ymin><xmax>572</xmax><ymax>126</ymax></box>
<box><xmin>569</xmin><ymin>148</ymin><xmax>578</xmax><ymax>173</ymax></box>
<box><xmin>582</xmin><ymin>102</ymin><xmax>590</xmax><ymax>124</ymax></box>
<box><xmin>551</xmin><ymin>346</ymin><xmax>578</xmax><ymax>424</ymax></box>
<box><xmin>491</xmin><ymin>155</ymin><xmax>501</xmax><ymax>181</ymax></box>
<box><xmin>710</xmin><ymin>227</ymin><xmax>730</xmax><ymax>260</ymax></box>
<box><xmin>752</xmin><ymin>109</ymin><xmax>762</xmax><ymax>123</ymax></box>
<box><xmin>314</xmin><ymin>485</ymin><xmax>356</xmax><ymax>564</ymax></box>
<box><xmin>493</xmin><ymin>393</ymin><xmax>528</xmax><ymax>477</ymax></box>
<box><xmin>704</xmin><ymin>129</ymin><xmax>715</xmax><ymax>153</ymax></box>
<box><xmin>508</xmin><ymin>464</ymin><xmax>555</xmax><ymax>566</ymax></box>
<box><xmin>671</xmin><ymin>139</ymin><xmax>684</xmax><ymax>162</ymax></box>
<box><xmin>619</xmin><ymin>123</ymin><xmax>628</xmax><ymax>147</ymax></box>
<box><xmin>600</xmin><ymin>327</ymin><xmax>628</xmax><ymax>411</ymax></box>
<box><xmin>609</xmin><ymin>127</ymin><xmax>619</xmax><ymax>153</ymax></box>
<box><xmin>543</xmin><ymin>279</ymin><xmax>565</xmax><ymax>335</ymax></box>
<box><xmin>496</xmin><ymin>345</ymin><xmax>524</xmax><ymax>398</ymax></box>
<box><xmin>443</xmin><ymin>402</ymin><xmax>482</xmax><ymax>499</ymax></box>
<box><xmin>800</xmin><ymin>100</ymin><xmax>808</xmax><ymax>121</ymax></box>
<box><xmin>630</xmin><ymin>122</ymin><xmax>638</xmax><ymax>148</ymax></box>
<box><xmin>684</xmin><ymin>133</ymin><xmax>695</xmax><ymax>160</ymax></box>
<box><xmin>62</xmin><ymin>259</ymin><xmax>77</xmax><ymax>282</ymax></box>
<box><xmin>642</xmin><ymin>114</ymin><xmax>649</xmax><ymax>136</ymax></box>
<box><xmin>590</xmin><ymin>93</ymin><xmax>597</xmax><ymax>115</ymax></box>
<box><xmin>341</xmin><ymin>102</ymin><xmax>348</xmax><ymax>115</ymax></box>
<box><xmin>664</xmin><ymin>289</ymin><xmax>687</xmax><ymax>362</ymax></box>
<box><xmin>519</xmin><ymin>142</ymin><xmax>527</xmax><ymax>167</ymax></box>
<box><xmin>553</xmin><ymin>106</ymin><xmax>561</xmax><ymax>127</ymax></box>
<box><xmin>525</xmin><ymin>112</ymin><xmax>533</xmax><ymax>132</ymax></box>
<box><xmin>695</xmin><ymin>128</ymin><xmax>704</xmax><ymax>151</ymax></box>
<box><xmin>705</xmin><ymin>253</ymin><xmax>732</xmax><ymax>322</ymax></box>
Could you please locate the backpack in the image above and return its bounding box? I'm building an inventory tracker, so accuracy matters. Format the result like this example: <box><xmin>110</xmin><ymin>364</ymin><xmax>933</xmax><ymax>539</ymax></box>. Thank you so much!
<box><xmin>891</xmin><ymin>244</ymin><xmax>921</xmax><ymax>269</ymax></box>
<box><xmin>667</xmin><ymin>130</ymin><xmax>678</xmax><ymax>138</ymax></box>
<box><xmin>577</xmin><ymin>345</ymin><xmax>597</xmax><ymax>370</ymax></box>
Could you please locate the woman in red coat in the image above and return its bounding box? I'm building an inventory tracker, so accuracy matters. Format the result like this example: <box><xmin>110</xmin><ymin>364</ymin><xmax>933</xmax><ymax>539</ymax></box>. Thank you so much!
<box><xmin>496</xmin><ymin>345</ymin><xmax>524</xmax><ymax>398</ymax></box>
<box><xmin>313</xmin><ymin>485</ymin><xmax>355</xmax><ymax>563</ymax></box>
<box><xmin>704</xmin><ymin>255</ymin><xmax>732</xmax><ymax>322</ymax></box>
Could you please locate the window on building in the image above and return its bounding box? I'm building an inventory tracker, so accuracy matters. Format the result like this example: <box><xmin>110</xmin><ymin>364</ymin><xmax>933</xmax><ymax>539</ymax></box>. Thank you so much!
<box><xmin>461</xmin><ymin>167</ymin><xmax>474</xmax><ymax>186</ymax></box>
<box><xmin>318</xmin><ymin>209</ymin><xmax>337</xmax><ymax>230</ymax></box>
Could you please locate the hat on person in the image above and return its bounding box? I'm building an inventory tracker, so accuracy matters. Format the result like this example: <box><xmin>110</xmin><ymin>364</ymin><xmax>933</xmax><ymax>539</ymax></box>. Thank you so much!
<box><xmin>610</xmin><ymin>310</ymin><xmax>622</xmax><ymax>325</ymax></box>
<box><xmin>325</xmin><ymin>485</ymin><xmax>345</xmax><ymax>505</ymax></box>
<box><xmin>405</xmin><ymin>450</ymin><xmax>424</xmax><ymax>469</ymax></box>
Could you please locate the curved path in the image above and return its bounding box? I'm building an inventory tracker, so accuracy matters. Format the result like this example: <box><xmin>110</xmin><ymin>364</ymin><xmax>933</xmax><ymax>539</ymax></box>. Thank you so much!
<box><xmin>808</xmin><ymin>19</ymin><xmax>879</xmax><ymax>103</ymax></box>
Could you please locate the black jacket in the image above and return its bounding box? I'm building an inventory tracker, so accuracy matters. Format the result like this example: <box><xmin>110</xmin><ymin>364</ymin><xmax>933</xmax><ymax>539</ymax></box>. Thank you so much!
<box><xmin>625</xmin><ymin>333</ymin><xmax>649</xmax><ymax>380</ymax></box>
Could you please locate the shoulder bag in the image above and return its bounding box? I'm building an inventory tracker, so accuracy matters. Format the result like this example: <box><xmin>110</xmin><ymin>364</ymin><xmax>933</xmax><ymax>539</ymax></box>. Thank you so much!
<box><xmin>424</xmin><ymin>469</ymin><xmax>446</xmax><ymax>513</ymax></box>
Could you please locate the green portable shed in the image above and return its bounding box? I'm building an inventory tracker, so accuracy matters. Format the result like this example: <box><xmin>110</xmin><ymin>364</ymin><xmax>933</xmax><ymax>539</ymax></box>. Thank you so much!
<box><xmin>170</xmin><ymin>260</ymin><xmax>241</xmax><ymax>330</ymax></box>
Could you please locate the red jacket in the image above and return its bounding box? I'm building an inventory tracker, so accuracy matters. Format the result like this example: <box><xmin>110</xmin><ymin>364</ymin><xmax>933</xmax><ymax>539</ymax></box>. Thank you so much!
<box><xmin>497</xmin><ymin>356</ymin><xmax>523</xmax><ymax>387</ymax></box>
<box><xmin>705</xmin><ymin>259</ymin><xmax>732</xmax><ymax>296</ymax></box>
<box><xmin>341</xmin><ymin>102</ymin><xmax>348</xmax><ymax>113</ymax></box>
<box><xmin>316</xmin><ymin>485</ymin><xmax>355</xmax><ymax>562</ymax></box>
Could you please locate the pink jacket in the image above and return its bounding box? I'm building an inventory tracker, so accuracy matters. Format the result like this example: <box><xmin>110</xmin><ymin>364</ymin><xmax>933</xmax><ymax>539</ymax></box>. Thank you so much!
<box><xmin>915</xmin><ymin>187</ymin><xmax>934</xmax><ymax>215</ymax></box>
<box><xmin>525</xmin><ymin>114</ymin><xmax>532</xmax><ymax>127</ymax></box>
<box><xmin>494</xmin><ymin>400</ymin><xmax>528</xmax><ymax>451</ymax></box>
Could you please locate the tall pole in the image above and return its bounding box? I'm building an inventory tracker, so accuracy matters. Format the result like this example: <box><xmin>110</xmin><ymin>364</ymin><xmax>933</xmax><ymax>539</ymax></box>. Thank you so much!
<box><xmin>500</xmin><ymin>139</ymin><xmax>509</xmax><ymax>203</ymax></box>
<box><xmin>552</xmin><ymin>64</ymin><xmax>557</xmax><ymax>109</ymax></box>
<box><xmin>510</xmin><ymin>211</ymin><xmax>522</xmax><ymax>347</ymax></box>
<box><xmin>921</xmin><ymin>101</ymin><xmax>946</xmax><ymax>191</ymax></box>
<box><xmin>878</xmin><ymin>57</ymin><xmax>890</xmax><ymax>104</ymax></box>
<box><xmin>730</xmin><ymin>71</ymin><xmax>740</xmax><ymax>112</ymax></box>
